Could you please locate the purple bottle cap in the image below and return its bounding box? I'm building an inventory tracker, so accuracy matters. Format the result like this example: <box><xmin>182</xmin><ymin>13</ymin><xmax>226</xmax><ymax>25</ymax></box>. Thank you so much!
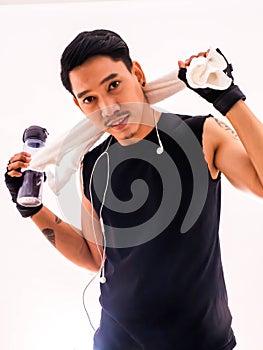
<box><xmin>22</xmin><ymin>125</ymin><xmax>49</xmax><ymax>143</ymax></box>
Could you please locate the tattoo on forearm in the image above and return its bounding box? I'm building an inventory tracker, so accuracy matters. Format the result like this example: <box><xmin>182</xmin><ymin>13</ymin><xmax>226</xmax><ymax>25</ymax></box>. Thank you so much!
<box><xmin>42</xmin><ymin>228</ymin><xmax>55</xmax><ymax>246</ymax></box>
<box><xmin>214</xmin><ymin>118</ymin><xmax>240</xmax><ymax>141</ymax></box>
<box><xmin>55</xmin><ymin>215</ymin><xmax>62</xmax><ymax>224</ymax></box>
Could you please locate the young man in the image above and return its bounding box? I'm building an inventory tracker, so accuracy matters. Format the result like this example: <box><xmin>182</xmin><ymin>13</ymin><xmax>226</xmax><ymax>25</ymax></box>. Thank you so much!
<box><xmin>5</xmin><ymin>29</ymin><xmax>263</xmax><ymax>349</ymax></box>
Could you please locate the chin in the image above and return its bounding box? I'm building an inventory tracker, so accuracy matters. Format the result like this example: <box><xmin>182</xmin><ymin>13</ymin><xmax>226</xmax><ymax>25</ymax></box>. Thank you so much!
<box><xmin>122</xmin><ymin>132</ymin><xmax>136</xmax><ymax>140</ymax></box>
<box><xmin>112</xmin><ymin>128</ymin><xmax>140</xmax><ymax>145</ymax></box>
<box><xmin>113</xmin><ymin>130</ymin><xmax>134</xmax><ymax>140</ymax></box>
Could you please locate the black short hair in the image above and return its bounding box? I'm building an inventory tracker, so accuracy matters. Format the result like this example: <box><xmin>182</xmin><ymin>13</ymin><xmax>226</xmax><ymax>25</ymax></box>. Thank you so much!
<box><xmin>60</xmin><ymin>29</ymin><xmax>133</xmax><ymax>96</ymax></box>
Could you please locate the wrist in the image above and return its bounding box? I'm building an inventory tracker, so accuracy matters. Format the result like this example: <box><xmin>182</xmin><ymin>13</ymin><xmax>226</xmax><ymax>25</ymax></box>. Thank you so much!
<box><xmin>16</xmin><ymin>202</ymin><xmax>43</xmax><ymax>218</ymax></box>
<box><xmin>213</xmin><ymin>85</ymin><xmax>246</xmax><ymax>116</ymax></box>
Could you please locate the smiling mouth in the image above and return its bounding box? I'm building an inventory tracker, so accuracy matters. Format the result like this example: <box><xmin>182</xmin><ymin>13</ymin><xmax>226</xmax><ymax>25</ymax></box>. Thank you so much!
<box><xmin>105</xmin><ymin>114</ymin><xmax>130</xmax><ymax>128</ymax></box>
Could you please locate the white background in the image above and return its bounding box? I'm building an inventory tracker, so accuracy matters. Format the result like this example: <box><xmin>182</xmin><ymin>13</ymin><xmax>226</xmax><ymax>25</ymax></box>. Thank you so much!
<box><xmin>0</xmin><ymin>1</ymin><xmax>263</xmax><ymax>349</ymax></box>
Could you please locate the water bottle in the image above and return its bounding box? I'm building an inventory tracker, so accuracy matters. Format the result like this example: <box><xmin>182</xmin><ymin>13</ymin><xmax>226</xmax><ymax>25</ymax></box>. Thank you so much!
<box><xmin>17</xmin><ymin>125</ymin><xmax>49</xmax><ymax>207</ymax></box>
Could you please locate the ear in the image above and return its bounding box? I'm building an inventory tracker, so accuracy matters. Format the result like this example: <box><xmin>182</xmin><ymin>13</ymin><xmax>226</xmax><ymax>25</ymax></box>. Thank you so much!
<box><xmin>132</xmin><ymin>61</ymin><xmax>146</xmax><ymax>85</ymax></box>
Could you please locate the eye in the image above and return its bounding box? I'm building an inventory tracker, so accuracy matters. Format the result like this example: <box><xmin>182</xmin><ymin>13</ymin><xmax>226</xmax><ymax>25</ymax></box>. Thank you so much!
<box><xmin>108</xmin><ymin>80</ymin><xmax>120</xmax><ymax>90</ymax></box>
<box><xmin>83</xmin><ymin>96</ymin><xmax>96</xmax><ymax>104</ymax></box>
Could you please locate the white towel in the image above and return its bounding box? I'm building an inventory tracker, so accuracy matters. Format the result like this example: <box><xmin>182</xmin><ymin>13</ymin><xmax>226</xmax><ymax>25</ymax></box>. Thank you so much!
<box><xmin>29</xmin><ymin>48</ymin><xmax>230</xmax><ymax>194</ymax></box>
<box><xmin>186</xmin><ymin>48</ymin><xmax>232</xmax><ymax>89</ymax></box>
<box><xmin>29</xmin><ymin>70</ymin><xmax>186</xmax><ymax>194</ymax></box>
<box><xmin>29</xmin><ymin>119</ymin><xmax>104</xmax><ymax>194</ymax></box>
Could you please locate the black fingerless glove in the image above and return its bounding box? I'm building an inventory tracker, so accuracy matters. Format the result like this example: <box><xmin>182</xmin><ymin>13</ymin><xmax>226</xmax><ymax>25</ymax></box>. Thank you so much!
<box><xmin>178</xmin><ymin>48</ymin><xmax>246</xmax><ymax>116</ymax></box>
<box><xmin>4</xmin><ymin>170</ymin><xmax>43</xmax><ymax>218</ymax></box>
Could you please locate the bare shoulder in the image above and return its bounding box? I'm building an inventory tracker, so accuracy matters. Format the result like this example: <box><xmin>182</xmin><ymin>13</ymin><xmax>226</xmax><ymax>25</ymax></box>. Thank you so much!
<box><xmin>209</xmin><ymin>116</ymin><xmax>240</xmax><ymax>141</ymax></box>
<box><xmin>202</xmin><ymin>115</ymin><xmax>241</xmax><ymax>178</ymax></box>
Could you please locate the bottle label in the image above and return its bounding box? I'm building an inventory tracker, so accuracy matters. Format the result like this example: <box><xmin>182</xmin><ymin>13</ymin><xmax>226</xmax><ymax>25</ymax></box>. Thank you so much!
<box><xmin>17</xmin><ymin>170</ymin><xmax>44</xmax><ymax>207</ymax></box>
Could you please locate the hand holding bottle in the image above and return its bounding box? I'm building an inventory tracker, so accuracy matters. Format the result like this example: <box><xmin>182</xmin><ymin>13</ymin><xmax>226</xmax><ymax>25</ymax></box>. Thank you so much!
<box><xmin>5</xmin><ymin>125</ymin><xmax>48</xmax><ymax>218</ymax></box>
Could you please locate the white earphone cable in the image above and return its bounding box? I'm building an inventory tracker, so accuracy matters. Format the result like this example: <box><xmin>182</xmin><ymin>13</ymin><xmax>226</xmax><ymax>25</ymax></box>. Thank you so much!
<box><xmin>153</xmin><ymin>109</ymin><xmax>164</xmax><ymax>155</ymax></box>
<box><xmin>82</xmin><ymin>136</ymin><xmax>112</xmax><ymax>331</ymax></box>
<box><xmin>82</xmin><ymin>109</ymin><xmax>163</xmax><ymax>331</ymax></box>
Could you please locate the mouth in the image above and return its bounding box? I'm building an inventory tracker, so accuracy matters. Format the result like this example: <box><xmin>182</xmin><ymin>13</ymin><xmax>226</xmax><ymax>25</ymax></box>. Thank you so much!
<box><xmin>105</xmin><ymin>114</ymin><xmax>130</xmax><ymax>130</ymax></box>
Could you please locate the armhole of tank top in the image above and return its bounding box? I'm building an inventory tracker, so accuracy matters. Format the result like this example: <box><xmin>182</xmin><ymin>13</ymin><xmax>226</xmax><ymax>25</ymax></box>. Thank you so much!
<box><xmin>81</xmin><ymin>139</ymin><xmax>106</xmax><ymax>200</ymax></box>
<box><xmin>201</xmin><ymin>114</ymin><xmax>221</xmax><ymax>183</ymax></box>
<box><xmin>80</xmin><ymin>156</ymin><xmax>89</xmax><ymax>200</ymax></box>
<box><xmin>80</xmin><ymin>156</ymin><xmax>102</xmax><ymax>219</ymax></box>
<box><xmin>81</xmin><ymin>152</ymin><xmax>96</xmax><ymax>202</ymax></box>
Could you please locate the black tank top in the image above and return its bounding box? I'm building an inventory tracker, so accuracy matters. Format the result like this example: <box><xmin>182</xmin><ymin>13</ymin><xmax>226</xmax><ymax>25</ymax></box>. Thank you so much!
<box><xmin>82</xmin><ymin>112</ymin><xmax>237</xmax><ymax>350</ymax></box>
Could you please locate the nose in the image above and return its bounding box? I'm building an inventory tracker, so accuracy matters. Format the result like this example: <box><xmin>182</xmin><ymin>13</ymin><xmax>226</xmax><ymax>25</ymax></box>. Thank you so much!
<box><xmin>100</xmin><ymin>101</ymin><xmax>121</xmax><ymax>119</ymax></box>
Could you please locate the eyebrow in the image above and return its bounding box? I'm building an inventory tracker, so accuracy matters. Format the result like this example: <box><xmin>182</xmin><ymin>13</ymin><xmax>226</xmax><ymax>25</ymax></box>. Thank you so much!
<box><xmin>76</xmin><ymin>73</ymin><xmax>118</xmax><ymax>99</ymax></box>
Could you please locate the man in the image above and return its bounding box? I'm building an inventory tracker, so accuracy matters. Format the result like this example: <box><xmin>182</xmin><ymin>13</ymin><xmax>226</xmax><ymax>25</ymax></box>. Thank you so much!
<box><xmin>5</xmin><ymin>29</ymin><xmax>263</xmax><ymax>349</ymax></box>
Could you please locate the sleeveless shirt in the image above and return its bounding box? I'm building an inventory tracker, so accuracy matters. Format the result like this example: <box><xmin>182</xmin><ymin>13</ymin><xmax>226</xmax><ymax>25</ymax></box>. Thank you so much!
<box><xmin>82</xmin><ymin>112</ymin><xmax>237</xmax><ymax>350</ymax></box>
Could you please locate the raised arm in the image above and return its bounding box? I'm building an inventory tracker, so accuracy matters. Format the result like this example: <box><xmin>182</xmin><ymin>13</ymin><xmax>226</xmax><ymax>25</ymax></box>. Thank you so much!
<box><xmin>178</xmin><ymin>49</ymin><xmax>263</xmax><ymax>198</ymax></box>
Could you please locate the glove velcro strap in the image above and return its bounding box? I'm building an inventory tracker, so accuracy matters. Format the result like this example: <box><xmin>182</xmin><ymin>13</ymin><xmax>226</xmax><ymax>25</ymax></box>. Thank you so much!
<box><xmin>16</xmin><ymin>203</ymin><xmax>43</xmax><ymax>218</ymax></box>
<box><xmin>213</xmin><ymin>85</ymin><xmax>246</xmax><ymax>116</ymax></box>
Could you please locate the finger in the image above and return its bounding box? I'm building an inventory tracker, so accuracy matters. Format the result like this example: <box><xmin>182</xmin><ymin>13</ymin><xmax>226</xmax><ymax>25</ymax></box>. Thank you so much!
<box><xmin>197</xmin><ymin>51</ymin><xmax>207</xmax><ymax>57</ymax></box>
<box><xmin>185</xmin><ymin>53</ymin><xmax>208</xmax><ymax>67</ymax></box>
<box><xmin>9</xmin><ymin>153</ymin><xmax>31</xmax><ymax>164</ymax></box>
<box><xmin>7</xmin><ymin>160</ymin><xmax>30</xmax><ymax>171</ymax></box>
<box><xmin>178</xmin><ymin>60</ymin><xmax>186</xmax><ymax>68</ymax></box>
<box><xmin>7</xmin><ymin>169</ymin><xmax>23</xmax><ymax>177</ymax></box>
<box><xmin>185</xmin><ymin>55</ymin><xmax>198</xmax><ymax>65</ymax></box>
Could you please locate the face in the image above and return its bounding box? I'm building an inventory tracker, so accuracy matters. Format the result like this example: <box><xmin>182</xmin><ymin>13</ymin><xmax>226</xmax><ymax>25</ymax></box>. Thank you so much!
<box><xmin>69</xmin><ymin>55</ymin><xmax>153</xmax><ymax>145</ymax></box>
